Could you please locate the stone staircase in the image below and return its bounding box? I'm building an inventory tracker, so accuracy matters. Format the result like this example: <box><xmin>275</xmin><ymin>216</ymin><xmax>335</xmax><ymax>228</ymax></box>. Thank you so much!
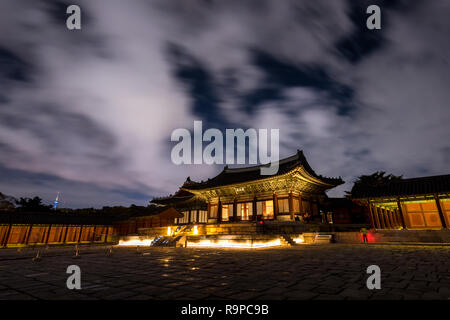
<box><xmin>280</xmin><ymin>234</ymin><xmax>296</xmax><ymax>246</ymax></box>
<box><xmin>314</xmin><ymin>234</ymin><xmax>333</xmax><ymax>244</ymax></box>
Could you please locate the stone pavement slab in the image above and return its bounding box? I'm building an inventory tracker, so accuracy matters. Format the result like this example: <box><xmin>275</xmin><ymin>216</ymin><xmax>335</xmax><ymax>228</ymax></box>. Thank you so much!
<box><xmin>0</xmin><ymin>244</ymin><xmax>448</xmax><ymax>300</ymax></box>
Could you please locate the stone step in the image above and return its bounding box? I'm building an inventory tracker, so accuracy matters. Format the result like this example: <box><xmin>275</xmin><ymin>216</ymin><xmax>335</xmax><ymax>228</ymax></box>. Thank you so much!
<box><xmin>314</xmin><ymin>234</ymin><xmax>333</xmax><ymax>244</ymax></box>
<box><xmin>280</xmin><ymin>235</ymin><xmax>296</xmax><ymax>246</ymax></box>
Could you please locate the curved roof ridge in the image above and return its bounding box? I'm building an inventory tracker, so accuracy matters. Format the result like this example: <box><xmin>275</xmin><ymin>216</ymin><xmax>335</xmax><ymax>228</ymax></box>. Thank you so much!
<box><xmin>223</xmin><ymin>149</ymin><xmax>303</xmax><ymax>173</ymax></box>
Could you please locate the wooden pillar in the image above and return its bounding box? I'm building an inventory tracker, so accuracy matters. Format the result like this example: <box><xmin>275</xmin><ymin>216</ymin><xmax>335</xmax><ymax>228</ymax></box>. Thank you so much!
<box><xmin>25</xmin><ymin>224</ymin><xmax>33</xmax><ymax>245</ymax></box>
<box><xmin>387</xmin><ymin>209</ymin><xmax>395</xmax><ymax>229</ymax></box>
<box><xmin>92</xmin><ymin>226</ymin><xmax>97</xmax><ymax>242</ymax></box>
<box><xmin>367</xmin><ymin>202</ymin><xmax>376</xmax><ymax>229</ymax></box>
<box><xmin>273</xmin><ymin>193</ymin><xmax>278</xmax><ymax>219</ymax></box>
<box><xmin>376</xmin><ymin>207</ymin><xmax>385</xmax><ymax>229</ymax></box>
<box><xmin>217</xmin><ymin>200</ymin><xmax>222</xmax><ymax>223</ymax></box>
<box><xmin>62</xmin><ymin>226</ymin><xmax>69</xmax><ymax>243</ymax></box>
<box><xmin>39</xmin><ymin>226</ymin><xmax>46</xmax><ymax>243</ymax></box>
<box><xmin>382</xmin><ymin>208</ymin><xmax>390</xmax><ymax>229</ymax></box>
<box><xmin>299</xmin><ymin>195</ymin><xmax>303</xmax><ymax>215</ymax></box>
<box><xmin>2</xmin><ymin>224</ymin><xmax>12</xmax><ymax>247</ymax></box>
<box><xmin>396</xmin><ymin>198</ymin><xmax>407</xmax><ymax>229</ymax></box>
<box><xmin>394</xmin><ymin>209</ymin><xmax>401</xmax><ymax>228</ymax></box>
<box><xmin>288</xmin><ymin>192</ymin><xmax>294</xmax><ymax>221</ymax></box>
<box><xmin>196</xmin><ymin>209</ymin><xmax>200</xmax><ymax>222</ymax></box>
<box><xmin>207</xmin><ymin>202</ymin><xmax>211</xmax><ymax>220</ymax></box>
<box><xmin>389</xmin><ymin>209</ymin><xmax>400</xmax><ymax>229</ymax></box>
<box><xmin>382</xmin><ymin>208</ymin><xmax>392</xmax><ymax>229</ymax></box>
<box><xmin>253</xmin><ymin>197</ymin><xmax>257</xmax><ymax>221</ymax></box>
<box><xmin>434</xmin><ymin>194</ymin><xmax>448</xmax><ymax>229</ymax></box>
<box><xmin>233</xmin><ymin>198</ymin><xmax>237</xmax><ymax>221</ymax></box>
<box><xmin>19</xmin><ymin>226</ymin><xmax>29</xmax><ymax>244</ymax></box>
<box><xmin>104</xmin><ymin>226</ymin><xmax>109</xmax><ymax>243</ymax></box>
<box><xmin>57</xmin><ymin>226</ymin><xmax>63</xmax><ymax>242</ymax></box>
<box><xmin>45</xmin><ymin>225</ymin><xmax>52</xmax><ymax>244</ymax></box>
<box><xmin>77</xmin><ymin>225</ymin><xmax>83</xmax><ymax>243</ymax></box>
<box><xmin>373</xmin><ymin>205</ymin><xmax>381</xmax><ymax>228</ymax></box>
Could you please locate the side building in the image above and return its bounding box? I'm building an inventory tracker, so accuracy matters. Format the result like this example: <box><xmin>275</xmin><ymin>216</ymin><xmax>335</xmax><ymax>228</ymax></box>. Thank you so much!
<box><xmin>351</xmin><ymin>174</ymin><xmax>450</xmax><ymax>230</ymax></box>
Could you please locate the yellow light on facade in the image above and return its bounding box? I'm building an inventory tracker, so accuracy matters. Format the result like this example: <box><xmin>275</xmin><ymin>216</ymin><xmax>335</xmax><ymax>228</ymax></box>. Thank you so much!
<box><xmin>193</xmin><ymin>225</ymin><xmax>198</xmax><ymax>235</ymax></box>
<box><xmin>186</xmin><ymin>239</ymin><xmax>281</xmax><ymax>249</ymax></box>
<box><xmin>167</xmin><ymin>226</ymin><xmax>171</xmax><ymax>235</ymax></box>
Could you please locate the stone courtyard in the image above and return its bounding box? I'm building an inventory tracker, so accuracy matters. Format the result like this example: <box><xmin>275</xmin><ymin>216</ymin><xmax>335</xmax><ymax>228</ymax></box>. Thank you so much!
<box><xmin>0</xmin><ymin>244</ymin><xmax>448</xmax><ymax>300</ymax></box>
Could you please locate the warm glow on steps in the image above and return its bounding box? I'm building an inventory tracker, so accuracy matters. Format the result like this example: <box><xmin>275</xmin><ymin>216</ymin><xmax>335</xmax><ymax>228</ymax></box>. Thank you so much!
<box><xmin>186</xmin><ymin>239</ymin><xmax>282</xmax><ymax>249</ymax></box>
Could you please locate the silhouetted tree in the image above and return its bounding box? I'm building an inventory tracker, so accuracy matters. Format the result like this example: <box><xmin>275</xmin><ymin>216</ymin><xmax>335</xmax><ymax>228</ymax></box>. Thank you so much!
<box><xmin>346</xmin><ymin>171</ymin><xmax>403</xmax><ymax>198</ymax></box>
<box><xmin>15</xmin><ymin>196</ymin><xmax>52</xmax><ymax>212</ymax></box>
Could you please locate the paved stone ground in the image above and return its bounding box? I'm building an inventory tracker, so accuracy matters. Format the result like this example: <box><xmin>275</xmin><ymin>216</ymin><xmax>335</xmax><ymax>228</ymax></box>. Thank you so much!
<box><xmin>0</xmin><ymin>244</ymin><xmax>448</xmax><ymax>300</ymax></box>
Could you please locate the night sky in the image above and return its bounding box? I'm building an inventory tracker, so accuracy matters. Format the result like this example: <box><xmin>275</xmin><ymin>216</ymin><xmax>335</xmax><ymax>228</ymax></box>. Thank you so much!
<box><xmin>0</xmin><ymin>0</ymin><xmax>449</xmax><ymax>208</ymax></box>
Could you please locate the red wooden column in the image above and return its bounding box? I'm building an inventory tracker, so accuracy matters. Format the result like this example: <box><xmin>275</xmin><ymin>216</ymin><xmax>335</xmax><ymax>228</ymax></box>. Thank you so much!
<box><xmin>62</xmin><ymin>226</ymin><xmax>69</xmax><ymax>243</ymax></box>
<box><xmin>288</xmin><ymin>192</ymin><xmax>294</xmax><ymax>221</ymax></box>
<box><xmin>45</xmin><ymin>225</ymin><xmax>52</xmax><ymax>244</ymax></box>
<box><xmin>396</xmin><ymin>198</ymin><xmax>407</xmax><ymax>229</ymax></box>
<box><xmin>376</xmin><ymin>206</ymin><xmax>385</xmax><ymax>229</ymax></box>
<box><xmin>2</xmin><ymin>224</ymin><xmax>12</xmax><ymax>247</ymax></box>
<box><xmin>383</xmin><ymin>209</ymin><xmax>391</xmax><ymax>229</ymax></box>
<box><xmin>372</xmin><ymin>205</ymin><xmax>381</xmax><ymax>228</ymax></box>
<box><xmin>25</xmin><ymin>224</ymin><xmax>34</xmax><ymax>245</ymax></box>
<box><xmin>394</xmin><ymin>209</ymin><xmax>401</xmax><ymax>228</ymax></box>
<box><xmin>434</xmin><ymin>194</ymin><xmax>448</xmax><ymax>229</ymax></box>
<box><xmin>104</xmin><ymin>226</ymin><xmax>109</xmax><ymax>243</ymax></box>
<box><xmin>390</xmin><ymin>209</ymin><xmax>398</xmax><ymax>228</ymax></box>
<box><xmin>39</xmin><ymin>226</ymin><xmax>47</xmax><ymax>244</ymax></box>
<box><xmin>92</xmin><ymin>226</ymin><xmax>97</xmax><ymax>242</ymax></box>
<box><xmin>207</xmin><ymin>202</ymin><xmax>211</xmax><ymax>221</ymax></box>
<box><xmin>77</xmin><ymin>225</ymin><xmax>84</xmax><ymax>243</ymax></box>
<box><xmin>387</xmin><ymin>209</ymin><xmax>396</xmax><ymax>229</ymax></box>
<box><xmin>233</xmin><ymin>198</ymin><xmax>237</xmax><ymax>222</ymax></box>
<box><xmin>367</xmin><ymin>201</ymin><xmax>376</xmax><ymax>229</ymax></box>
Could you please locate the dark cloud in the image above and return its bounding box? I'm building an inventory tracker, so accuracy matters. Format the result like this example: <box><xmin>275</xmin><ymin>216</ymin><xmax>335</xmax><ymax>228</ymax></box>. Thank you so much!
<box><xmin>0</xmin><ymin>0</ymin><xmax>449</xmax><ymax>206</ymax></box>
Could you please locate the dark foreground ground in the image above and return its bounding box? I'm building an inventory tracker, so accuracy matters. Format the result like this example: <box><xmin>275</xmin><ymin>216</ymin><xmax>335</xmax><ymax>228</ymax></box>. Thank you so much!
<box><xmin>0</xmin><ymin>244</ymin><xmax>448</xmax><ymax>300</ymax></box>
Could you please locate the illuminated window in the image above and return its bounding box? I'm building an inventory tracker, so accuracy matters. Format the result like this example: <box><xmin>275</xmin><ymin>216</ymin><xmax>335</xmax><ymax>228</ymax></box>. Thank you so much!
<box><xmin>293</xmin><ymin>198</ymin><xmax>300</xmax><ymax>213</ymax></box>
<box><xmin>199</xmin><ymin>210</ymin><xmax>208</xmax><ymax>223</ymax></box>
<box><xmin>278</xmin><ymin>198</ymin><xmax>289</xmax><ymax>213</ymax></box>
<box><xmin>241</xmin><ymin>203</ymin><xmax>250</xmax><ymax>220</ymax></box>
<box><xmin>262</xmin><ymin>200</ymin><xmax>274</xmax><ymax>219</ymax></box>
<box><xmin>222</xmin><ymin>205</ymin><xmax>229</xmax><ymax>221</ymax></box>
<box><xmin>210</xmin><ymin>205</ymin><xmax>218</xmax><ymax>218</ymax></box>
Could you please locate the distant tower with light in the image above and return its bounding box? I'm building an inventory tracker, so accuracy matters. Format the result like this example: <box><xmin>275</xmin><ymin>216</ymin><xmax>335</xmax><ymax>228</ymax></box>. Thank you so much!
<box><xmin>53</xmin><ymin>192</ymin><xmax>60</xmax><ymax>210</ymax></box>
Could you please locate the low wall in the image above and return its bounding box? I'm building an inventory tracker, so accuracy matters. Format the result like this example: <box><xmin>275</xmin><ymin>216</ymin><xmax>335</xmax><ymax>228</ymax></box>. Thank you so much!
<box><xmin>332</xmin><ymin>229</ymin><xmax>450</xmax><ymax>244</ymax></box>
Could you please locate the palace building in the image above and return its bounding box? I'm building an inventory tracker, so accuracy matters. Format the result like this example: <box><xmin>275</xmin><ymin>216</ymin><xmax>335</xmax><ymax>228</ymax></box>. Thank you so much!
<box><xmin>351</xmin><ymin>174</ymin><xmax>450</xmax><ymax>230</ymax></box>
<box><xmin>152</xmin><ymin>150</ymin><xmax>344</xmax><ymax>225</ymax></box>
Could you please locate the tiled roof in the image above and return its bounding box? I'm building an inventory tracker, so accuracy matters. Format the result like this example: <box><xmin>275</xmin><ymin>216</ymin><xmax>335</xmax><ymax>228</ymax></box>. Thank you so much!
<box><xmin>181</xmin><ymin>150</ymin><xmax>343</xmax><ymax>190</ymax></box>
<box><xmin>151</xmin><ymin>189</ymin><xmax>195</xmax><ymax>205</ymax></box>
<box><xmin>351</xmin><ymin>174</ymin><xmax>450</xmax><ymax>199</ymax></box>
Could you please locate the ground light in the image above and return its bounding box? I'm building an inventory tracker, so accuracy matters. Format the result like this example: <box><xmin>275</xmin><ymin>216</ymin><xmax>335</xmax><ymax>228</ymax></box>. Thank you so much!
<box><xmin>292</xmin><ymin>237</ymin><xmax>305</xmax><ymax>244</ymax></box>
<box><xmin>118</xmin><ymin>239</ymin><xmax>153</xmax><ymax>246</ymax></box>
